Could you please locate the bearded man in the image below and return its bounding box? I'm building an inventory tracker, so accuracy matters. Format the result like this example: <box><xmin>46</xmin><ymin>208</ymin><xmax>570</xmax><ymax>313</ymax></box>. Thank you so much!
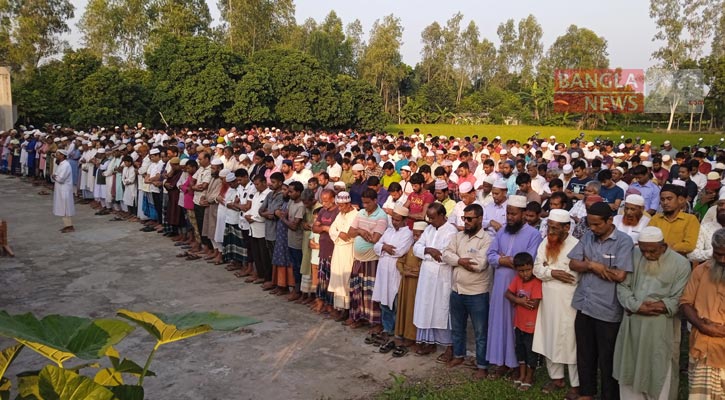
<box><xmin>532</xmin><ymin>209</ymin><xmax>579</xmax><ymax>398</ymax></box>
<box><xmin>613</xmin><ymin>194</ymin><xmax>651</xmax><ymax>243</ymax></box>
<box><xmin>680</xmin><ymin>228</ymin><xmax>725</xmax><ymax>399</ymax></box>
<box><xmin>485</xmin><ymin>195</ymin><xmax>543</xmax><ymax>379</ymax></box>
<box><xmin>689</xmin><ymin>193</ymin><xmax>725</xmax><ymax>265</ymax></box>
<box><xmin>614</xmin><ymin>227</ymin><xmax>691</xmax><ymax>400</ymax></box>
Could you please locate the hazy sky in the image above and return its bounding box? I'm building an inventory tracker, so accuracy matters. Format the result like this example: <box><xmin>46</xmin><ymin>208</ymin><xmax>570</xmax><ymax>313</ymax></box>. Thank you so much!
<box><xmin>67</xmin><ymin>0</ymin><xmax>661</xmax><ymax>69</ymax></box>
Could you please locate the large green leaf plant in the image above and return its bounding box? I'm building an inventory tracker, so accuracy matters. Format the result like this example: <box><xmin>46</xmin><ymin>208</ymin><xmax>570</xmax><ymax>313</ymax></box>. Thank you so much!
<box><xmin>0</xmin><ymin>310</ymin><xmax>258</xmax><ymax>400</ymax></box>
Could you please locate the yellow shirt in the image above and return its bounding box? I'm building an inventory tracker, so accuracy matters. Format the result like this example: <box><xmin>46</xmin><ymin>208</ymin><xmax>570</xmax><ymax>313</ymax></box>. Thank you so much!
<box><xmin>648</xmin><ymin>211</ymin><xmax>700</xmax><ymax>254</ymax></box>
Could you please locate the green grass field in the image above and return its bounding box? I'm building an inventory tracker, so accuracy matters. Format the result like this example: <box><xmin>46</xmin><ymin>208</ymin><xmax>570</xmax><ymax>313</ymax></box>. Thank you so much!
<box><xmin>385</xmin><ymin>124</ymin><xmax>724</xmax><ymax>151</ymax></box>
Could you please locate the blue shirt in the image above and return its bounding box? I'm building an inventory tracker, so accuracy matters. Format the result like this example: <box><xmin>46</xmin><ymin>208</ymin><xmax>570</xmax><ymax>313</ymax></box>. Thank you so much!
<box><xmin>599</xmin><ymin>185</ymin><xmax>624</xmax><ymax>205</ymax></box>
<box><xmin>568</xmin><ymin>228</ymin><xmax>634</xmax><ymax>323</ymax></box>
<box><xmin>630</xmin><ymin>180</ymin><xmax>660</xmax><ymax>211</ymax></box>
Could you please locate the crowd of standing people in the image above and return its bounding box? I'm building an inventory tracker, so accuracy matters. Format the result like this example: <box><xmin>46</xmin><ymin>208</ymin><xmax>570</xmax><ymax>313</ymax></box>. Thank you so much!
<box><xmin>2</xmin><ymin>124</ymin><xmax>725</xmax><ymax>400</ymax></box>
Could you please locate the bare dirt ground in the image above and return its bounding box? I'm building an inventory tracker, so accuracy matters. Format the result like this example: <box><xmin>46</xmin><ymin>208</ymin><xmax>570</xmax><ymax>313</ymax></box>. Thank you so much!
<box><xmin>0</xmin><ymin>177</ymin><xmax>436</xmax><ymax>399</ymax></box>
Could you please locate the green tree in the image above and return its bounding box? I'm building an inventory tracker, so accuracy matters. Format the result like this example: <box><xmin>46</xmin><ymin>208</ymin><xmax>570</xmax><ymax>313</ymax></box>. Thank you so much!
<box><xmin>516</xmin><ymin>15</ymin><xmax>543</xmax><ymax>87</ymax></box>
<box><xmin>0</xmin><ymin>0</ymin><xmax>74</xmax><ymax>76</ymax></box>
<box><xmin>546</xmin><ymin>25</ymin><xmax>609</xmax><ymax>70</ymax></box>
<box><xmin>218</xmin><ymin>0</ymin><xmax>295</xmax><ymax>56</ymax></box>
<box><xmin>295</xmin><ymin>11</ymin><xmax>355</xmax><ymax>77</ymax></box>
<box><xmin>359</xmin><ymin>14</ymin><xmax>404</xmax><ymax>115</ymax></box>
<box><xmin>149</xmin><ymin>0</ymin><xmax>211</xmax><ymax>39</ymax></box>
<box><xmin>79</xmin><ymin>0</ymin><xmax>152</xmax><ymax>67</ymax></box>
<box><xmin>146</xmin><ymin>35</ymin><xmax>245</xmax><ymax>126</ymax></box>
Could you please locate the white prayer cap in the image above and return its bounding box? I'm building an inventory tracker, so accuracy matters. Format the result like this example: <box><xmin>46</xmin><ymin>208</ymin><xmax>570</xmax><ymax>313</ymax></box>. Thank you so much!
<box><xmin>393</xmin><ymin>205</ymin><xmax>409</xmax><ymax>217</ymax></box>
<box><xmin>134</xmin><ymin>133</ymin><xmax>142</xmax><ymax>139</ymax></box>
<box><xmin>131</xmin><ymin>152</ymin><xmax>139</xmax><ymax>162</ymax></box>
<box><xmin>225</xmin><ymin>172</ymin><xmax>236</xmax><ymax>182</ymax></box>
<box><xmin>638</xmin><ymin>227</ymin><xmax>664</xmax><ymax>243</ymax></box>
<box><xmin>149</xmin><ymin>148</ymin><xmax>160</xmax><ymax>155</ymax></box>
<box><xmin>639</xmin><ymin>151</ymin><xmax>649</xmax><ymax>159</ymax></box>
<box><xmin>442</xmin><ymin>160</ymin><xmax>453</xmax><ymax>167</ymax></box>
<box><xmin>508</xmin><ymin>195</ymin><xmax>527</xmax><ymax>208</ymax></box>
<box><xmin>434</xmin><ymin>179</ymin><xmax>448</xmax><ymax>190</ymax></box>
<box><xmin>483</xmin><ymin>175</ymin><xmax>496</xmax><ymax>185</ymax></box>
<box><xmin>401</xmin><ymin>165</ymin><xmax>412</xmax><ymax>172</ymax></box>
<box><xmin>664</xmin><ymin>140</ymin><xmax>671</xmax><ymax>145</ymax></box>
<box><xmin>672</xmin><ymin>179</ymin><xmax>686</xmax><ymax>188</ymax></box>
<box><xmin>707</xmin><ymin>172</ymin><xmax>721</xmax><ymax>180</ymax></box>
<box><xmin>272</xmin><ymin>144</ymin><xmax>282</xmax><ymax>151</ymax></box>
<box><xmin>493</xmin><ymin>179</ymin><xmax>508</xmax><ymax>189</ymax></box>
<box><xmin>436</xmin><ymin>150</ymin><xmax>444</xmax><ymax>155</ymax></box>
<box><xmin>549</xmin><ymin>135</ymin><xmax>556</xmax><ymax>139</ymax></box>
<box><xmin>541</xmin><ymin>142</ymin><xmax>549</xmax><ymax>148</ymax></box>
<box><xmin>413</xmin><ymin>221</ymin><xmax>428</xmax><ymax>231</ymax></box>
<box><xmin>179</xmin><ymin>158</ymin><xmax>188</xmax><ymax>166</ymax></box>
<box><xmin>548</xmin><ymin>209</ymin><xmax>570</xmax><ymax>224</ymax></box>
<box><xmin>716</xmin><ymin>162</ymin><xmax>725</xmax><ymax>170</ymax></box>
<box><xmin>351</xmin><ymin>164</ymin><xmax>365</xmax><ymax>172</ymax></box>
<box><xmin>215</xmin><ymin>144</ymin><xmax>224</xmax><ymax>149</ymax></box>
<box><xmin>380</xmin><ymin>150</ymin><xmax>388</xmax><ymax>156</ymax></box>
<box><xmin>202</xmin><ymin>139</ymin><xmax>211</xmax><ymax>145</ymax></box>
<box><xmin>53</xmin><ymin>138</ymin><xmax>61</xmax><ymax>143</ymax></box>
<box><xmin>210</xmin><ymin>158</ymin><xmax>223</xmax><ymax>166</ymax></box>
<box><xmin>586</xmin><ymin>142</ymin><xmax>594</xmax><ymax>148</ymax></box>
<box><xmin>61</xmin><ymin>136</ymin><xmax>68</xmax><ymax>141</ymax></box>
<box><xmin>482</xmin><ymin>149</ymin><xmax>490</xmax><ymax>156</ymax></box>
<box><xmin>563</xmin><ymin>164</ymin><xmax>573</xmax><ymax>174</ymax></box>
<box><xmin>426</xmin><ymin>151</ymin><xmax>435</xmax><ymax>157</ymax></box>
<box><xmin>698</xmin><ymin>147</ymin><xmax>707</xmax><ymax>153</ymax></box>
<box><xmin>642</xmin><ymin>160</ymin><xmax>653</xmax><ymax>168</ymax></box>
<box><xmin>98</xmin><ymin>149</ymin><xmax>107</xmax><ymax>154</ymax></box>
<box><xmin>625</xmin><ymin>194</ymin><xmax>645</xmax><ymax>207</ymax></box>
<box><xmin>571</xmin><ymin>152</ymin><xmax>580</xmax><ymax>159</ymax></box>
<box><xmin>333</xmin><ymin>181</ymin><xmax>346</xmax><ymax>188</ymax></box>
<box><xmin>662</xmin><ymin>155</ymin><xmax>671</xmax><ymax>163</ymax></box>
<box><xmin>57</xmin><ymin>149</ymin><xmax>68</xmax><ymax>156</ymax></box>
<box><xmin>615</xmin><ymin>166</ymin><xmax>624</xmax><ymax>174</ymax></box>
<box><xmin>335</xmin><ymin>191</ymin><xmax>351</xmax><ymax>204</ymax></box>
<box><xmin>238</xmin><ymin>154</ymin><xmax>248</xmax><ymax>162</ymax></box>
<box><xmin>500</xmin><ymin>149</ymin><xmax>508</xmax><ymax>155</ymax></box>
<box><xmin>219</xmin><ymin>168</ymin><xmax>231</xmax><ymax>178</ymax></box>
<box><xmin>459</xmin><ymin>181</ymin><xmax>474</xmax><ymax>194</ymax></box>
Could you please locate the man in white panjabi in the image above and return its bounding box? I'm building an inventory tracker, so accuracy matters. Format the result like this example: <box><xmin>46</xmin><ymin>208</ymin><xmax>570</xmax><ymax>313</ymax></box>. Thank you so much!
<box><xmin>532</xmin><ymin>209</ymin><xmax>580</xmax><ymax>398</ymax></box>
<box><xmin>53</xmin><ymin>150</ymin><xmax>76</xmax><ymax>233</ymax></box>
<box><xmin>327</xmin><ymin>191</ymin><xmax>359</xmax><ymax>321</ymax></box>
<box><xmin>412</xmin><ymin>202</ymin><xmax>459</xmax><ymax>354</ymax></box>
<box><xmin>372</xmin><ymin>205</ymin><xmax>414</xmax><ymax>339</ymax></box>
<box><xmin>613</xmin><ymin>194</ymin><xmax>651</xmax><ymax>243</ymax></box>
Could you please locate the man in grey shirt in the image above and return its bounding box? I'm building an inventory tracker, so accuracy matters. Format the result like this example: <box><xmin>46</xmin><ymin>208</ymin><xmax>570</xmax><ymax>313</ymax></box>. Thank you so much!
<box><xmin>568</xmin><ymin>202</ymin><xmax>633</xmax><ymax>400</ymax></box>
<box><xmin>279</xmin><ymin>181</ymin><xmax>306</xmax><ymax>302</ymax></box>
<box><xmin>259</xmin><ymin>172</ymin><xmax>285</xmax><ymax>290</ymax></box>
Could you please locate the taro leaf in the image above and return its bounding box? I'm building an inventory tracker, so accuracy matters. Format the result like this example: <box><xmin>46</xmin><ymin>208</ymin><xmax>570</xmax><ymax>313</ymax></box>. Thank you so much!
<box><xmin>0</xmin><ymin>312</ymin><xmax>134</xmax><ymax>365</ymax></box>
<box><xmin>108</xmin><ymin>385</ymin><xmax>144</xmax><ymax>400</ymax></box>
<box><xmin>0</xmin><ymin>344</ymin><xmax>23</xmax><ymax>382</ymax></box>
<box><xmin>116</xmin><ymin>310</ymin><xmax>259</xmax><ymax>346</ymax></box>
<box><xmin>66</xmin><ymin>362</ymin><xmax>100</xmax><ymax>373</ymax></box>
<box><xmin>93</xmin><ymin>369</ymin><xmax>123</xmax><ymax>387</ymax></box>
<box><xmin>16</xmin><ymin>371</ymin><xmax>40</xmax><ymax>400</ymax></box>
<box><xmin>38</xmin><ymin>365</ymin><xmax>114</xmax><ymax>400</ymax></box>
<box><xmin>116</xmin><ymin>359</ymin><xmax>154</xmax><ymax>377</ymax></box>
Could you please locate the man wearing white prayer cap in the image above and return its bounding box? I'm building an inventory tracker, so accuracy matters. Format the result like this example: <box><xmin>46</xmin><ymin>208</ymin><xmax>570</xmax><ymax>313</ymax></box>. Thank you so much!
<box><xmin>52</xmin><ymin>149</ymin><xmax>76</xmax><ymax>232</ymax></box>
<box><xmin>532</xmin><ymin>208</ymin><xmax>580</xmax><ymax>397</ymax></box>
<box><xmin>482</xmin><ymin>178</ymin><xmax>509</xmax><ymax>236</ymax></box>
<box><xmin>433</xmin><ymin>179</ymin><xmax>455</xmax><ymax>216</ymax></box>
<box><xmin>448</xmin><ymin>180</ymin><xmax>481</xmax><ymax>230</ymax></box>
<box><xmin>613</xmin><ymin>226</ymin><xmax>690</xmax><ymax>400</ymax></box>
<box><xmin>613</xmin><ymin>194</ymin><xmax>651</xmax><ymax>243</ymax></box>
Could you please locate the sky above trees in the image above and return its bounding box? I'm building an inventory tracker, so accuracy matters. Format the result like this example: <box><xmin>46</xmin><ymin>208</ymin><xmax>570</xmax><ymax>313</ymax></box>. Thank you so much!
<box><xmin>65</xmin><ymin>0</ymin><xmax>662</xmax><ymax>69</ymax></box>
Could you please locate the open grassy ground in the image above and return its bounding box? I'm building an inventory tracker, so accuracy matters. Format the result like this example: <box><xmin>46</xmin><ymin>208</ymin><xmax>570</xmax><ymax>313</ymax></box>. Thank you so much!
<box><xmin>386</xmin><ymin>124</ymin><xmax>724</xmax><ymax>151</ymax></box>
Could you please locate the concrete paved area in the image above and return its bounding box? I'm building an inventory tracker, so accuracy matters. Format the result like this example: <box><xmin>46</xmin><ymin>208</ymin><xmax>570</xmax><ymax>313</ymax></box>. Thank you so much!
<box><xmin>0</xmin><ymin>177</ymin><xmax>436</xmax><ymax>399</ymax></box>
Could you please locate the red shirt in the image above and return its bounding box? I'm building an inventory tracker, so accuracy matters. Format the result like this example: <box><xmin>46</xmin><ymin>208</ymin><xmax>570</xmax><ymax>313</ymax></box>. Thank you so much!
<box><xmin>508</xmin><ymin>275</ymin><xmax>543</xmax><ymax>334</ymax></box>
<box><xmin>406</xmin><ymin>191</ymin><xmax>434</xmax><ymax>229</ymax></box>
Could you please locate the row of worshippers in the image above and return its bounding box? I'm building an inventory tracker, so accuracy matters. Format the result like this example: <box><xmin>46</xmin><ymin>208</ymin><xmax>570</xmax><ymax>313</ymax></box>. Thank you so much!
<box><xmin>38</xmin><ymin>125</ymin><xmax>725</xmax><ymax>399</ymax></box>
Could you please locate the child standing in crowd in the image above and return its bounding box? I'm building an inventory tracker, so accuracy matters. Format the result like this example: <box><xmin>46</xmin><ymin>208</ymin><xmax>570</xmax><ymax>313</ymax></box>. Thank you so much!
<box><xmin>505</xmin><ymin>252</ymin><xmax>542</xmax><ymax>392</ymax></box>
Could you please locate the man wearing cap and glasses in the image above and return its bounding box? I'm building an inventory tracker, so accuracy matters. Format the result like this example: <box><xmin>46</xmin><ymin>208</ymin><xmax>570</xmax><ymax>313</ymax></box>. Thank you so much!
<box><xmin>613</xmin><ymin>226</ymin><xmax>690</xmax><ymax>400</ymax></box>
<box><xmin>568</xmin><ymin>202</ymin><xmax>634</xmax><ymax>400</ymax></box>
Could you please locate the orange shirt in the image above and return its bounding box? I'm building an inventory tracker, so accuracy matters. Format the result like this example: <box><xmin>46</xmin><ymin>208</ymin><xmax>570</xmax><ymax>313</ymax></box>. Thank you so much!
<box><xmin>680</xmin><ymin>261</ymin><xmax>725</xmax><ymax>368</ymax></box>
<box><xmin>508</xmin><ymin>275</ymin><xmax>543</xmax><ymax>334</ymax></box>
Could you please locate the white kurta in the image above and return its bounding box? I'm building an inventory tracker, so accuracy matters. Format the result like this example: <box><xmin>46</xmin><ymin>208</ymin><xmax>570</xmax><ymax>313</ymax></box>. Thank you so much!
<box><xmin>122</xmin><ymin>166</ymin><xmax>137</xmax><ymax>206</ymax></box>
<box><xmin>372</xmin><ymin>225</ymin><xmax>414</xmax><ymax>307</ymax></box>
<box><xmin>532</xmin><ymin>235</ymin><xmax>580</xmax><ymax>364</ymax></box>
<box><xmin>613</xmin><ymin>214</ymin><xmax>651</xmax><ymax>243</ymax></box>
<box><xmin>104</xmin><ymin>157</ymin><xmax>118</xmax><ymax>201</ymax></box>
<box><xmin>327</xmin><ymin>209</ymin><xmax>359</xmax><ymax>308</ymax></box>
<box><xmin>53</xmin><ymin>160</ymin><xmax>75</xmax><ymax>217</ymax></box>
<box><xmin>413</xmin><ymin>222</ymin><xmax>459</xmax><ymax>330</ymax></box>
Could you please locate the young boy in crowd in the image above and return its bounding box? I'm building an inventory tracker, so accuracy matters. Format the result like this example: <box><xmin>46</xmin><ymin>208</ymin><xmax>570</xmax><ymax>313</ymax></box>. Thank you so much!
<box><xmin>505</xmin><ymin>252</ymin><xmax>543</xmax><ymax>392</ymax></box>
